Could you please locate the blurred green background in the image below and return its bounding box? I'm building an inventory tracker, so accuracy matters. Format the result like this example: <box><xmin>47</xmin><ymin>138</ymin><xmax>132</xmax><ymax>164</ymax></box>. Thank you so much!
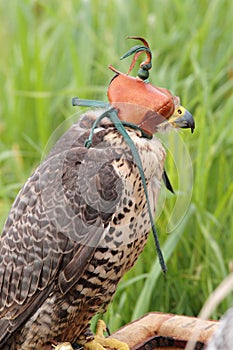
<box><xmin>1</xmin><ymin>0</ymin><xmax>233</xmax><ymax>332</ymax></box>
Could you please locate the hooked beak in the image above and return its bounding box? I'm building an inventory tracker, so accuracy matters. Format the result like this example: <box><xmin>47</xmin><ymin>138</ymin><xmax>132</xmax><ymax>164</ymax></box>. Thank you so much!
<box><xmin>170</xmin><ymin>108</ymin><xmax>195</xmax><ymax>133</ymax></box>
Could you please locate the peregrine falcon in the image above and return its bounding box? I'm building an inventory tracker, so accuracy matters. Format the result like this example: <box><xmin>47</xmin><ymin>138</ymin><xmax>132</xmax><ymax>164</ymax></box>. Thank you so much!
<box><xmin>0</xmin><ymin>37</ymin><xmax>194</xmax><ymax>349</ymax></box>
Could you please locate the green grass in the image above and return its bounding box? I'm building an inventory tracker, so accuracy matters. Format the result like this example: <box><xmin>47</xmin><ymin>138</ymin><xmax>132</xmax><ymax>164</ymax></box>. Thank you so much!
<box><xmin>1</xmin><ymin>0</ymin><xmax>233</xmax><ymax>333</ymax></box>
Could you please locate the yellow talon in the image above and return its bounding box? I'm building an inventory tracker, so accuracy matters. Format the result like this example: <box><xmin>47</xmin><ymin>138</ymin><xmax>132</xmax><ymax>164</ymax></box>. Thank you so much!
<box><xmin>52</xmin><ymin>342</ymin><xmax>73</xmax><ymax>350</ymax></box>
<box><xmin>84</xmin><ymin>320</ymin><xmax>130</xmax><ymax>350</ymax></box>
<box><xmin>95</xmin><ymin>319</ymin><xmax>108</xmax><ymax>337</ymax></box>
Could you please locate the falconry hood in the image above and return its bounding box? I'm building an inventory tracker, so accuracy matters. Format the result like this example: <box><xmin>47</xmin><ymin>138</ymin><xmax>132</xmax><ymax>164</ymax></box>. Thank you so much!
<box><xmin>107</xmin><ymin>36</ymin><xmax>195</xmax><ymax>136</ymax></box>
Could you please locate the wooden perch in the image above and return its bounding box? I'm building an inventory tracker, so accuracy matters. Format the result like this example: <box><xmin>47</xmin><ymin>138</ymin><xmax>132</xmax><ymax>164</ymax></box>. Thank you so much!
<box><xmin>109</xmin><ymin>312</ymin><xmax>219</xmax><ymax>349</ymax></box>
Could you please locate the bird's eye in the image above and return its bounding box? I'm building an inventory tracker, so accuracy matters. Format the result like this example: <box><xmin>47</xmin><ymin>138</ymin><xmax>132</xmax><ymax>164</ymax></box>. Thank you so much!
<box><xmin>177</xmin><ymin>108</ymin><xmax>183</xmax><ymax>115</ymax></box>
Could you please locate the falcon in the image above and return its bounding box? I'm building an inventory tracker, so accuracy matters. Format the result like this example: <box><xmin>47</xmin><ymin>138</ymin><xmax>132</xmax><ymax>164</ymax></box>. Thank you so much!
<box><xmin>0</xmin><ymin>37</ymin><xmax>195</xmax><ymax>350</ymax></box>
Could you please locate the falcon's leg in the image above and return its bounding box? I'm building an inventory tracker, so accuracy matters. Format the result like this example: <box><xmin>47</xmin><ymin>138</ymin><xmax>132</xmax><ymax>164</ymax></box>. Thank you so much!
<box><xmin>83</xmin><ymin>320</ymin><xmax>129</xmax><ymax>350</ymax></box>
<box><xmin>52</xmin><ymin>320</ymin><xmax>129</xmax><ymax>350</ymax></box>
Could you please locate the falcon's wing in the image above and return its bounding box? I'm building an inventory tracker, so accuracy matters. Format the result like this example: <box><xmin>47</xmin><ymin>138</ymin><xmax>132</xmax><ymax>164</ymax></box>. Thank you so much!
<box><xmin>0</xmin><ymin>112</ymin><xmax>123</xmax><ymax>344</ymax></box>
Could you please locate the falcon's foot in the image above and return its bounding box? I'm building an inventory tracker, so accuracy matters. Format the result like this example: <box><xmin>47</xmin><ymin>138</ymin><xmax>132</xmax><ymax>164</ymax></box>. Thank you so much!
<box><xmin>52</xmin><ymin>342</ymin><xmax>74</xmax><ymax>350</ymax></box>
<box><xmin>83</xmin><ymin>320</ymin><xmax>129</xmax><ymax>350</ymax></box>
<box><xmin>52</xmin><ymin>320</ymin><xmax>129</xmax><ymax>350</ymax></box>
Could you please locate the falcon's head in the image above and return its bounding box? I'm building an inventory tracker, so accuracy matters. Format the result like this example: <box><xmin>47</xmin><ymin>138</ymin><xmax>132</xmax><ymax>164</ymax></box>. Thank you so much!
<box><xmin>107</xmin><ymin>36</ymin><xmax>195</xmax><ymax>136</ymax></box>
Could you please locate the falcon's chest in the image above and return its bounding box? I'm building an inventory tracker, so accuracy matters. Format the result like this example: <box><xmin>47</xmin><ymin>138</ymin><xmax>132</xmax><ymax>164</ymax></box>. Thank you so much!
<box><xmin>105</xmin><ymin>129</ymin><xmax>166</xmax><ymax>222</ymax></box>
<box><xmin>96</xmin><ymin>129</ymin><xmax>166</xmax><ymax>264</ymax></box>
